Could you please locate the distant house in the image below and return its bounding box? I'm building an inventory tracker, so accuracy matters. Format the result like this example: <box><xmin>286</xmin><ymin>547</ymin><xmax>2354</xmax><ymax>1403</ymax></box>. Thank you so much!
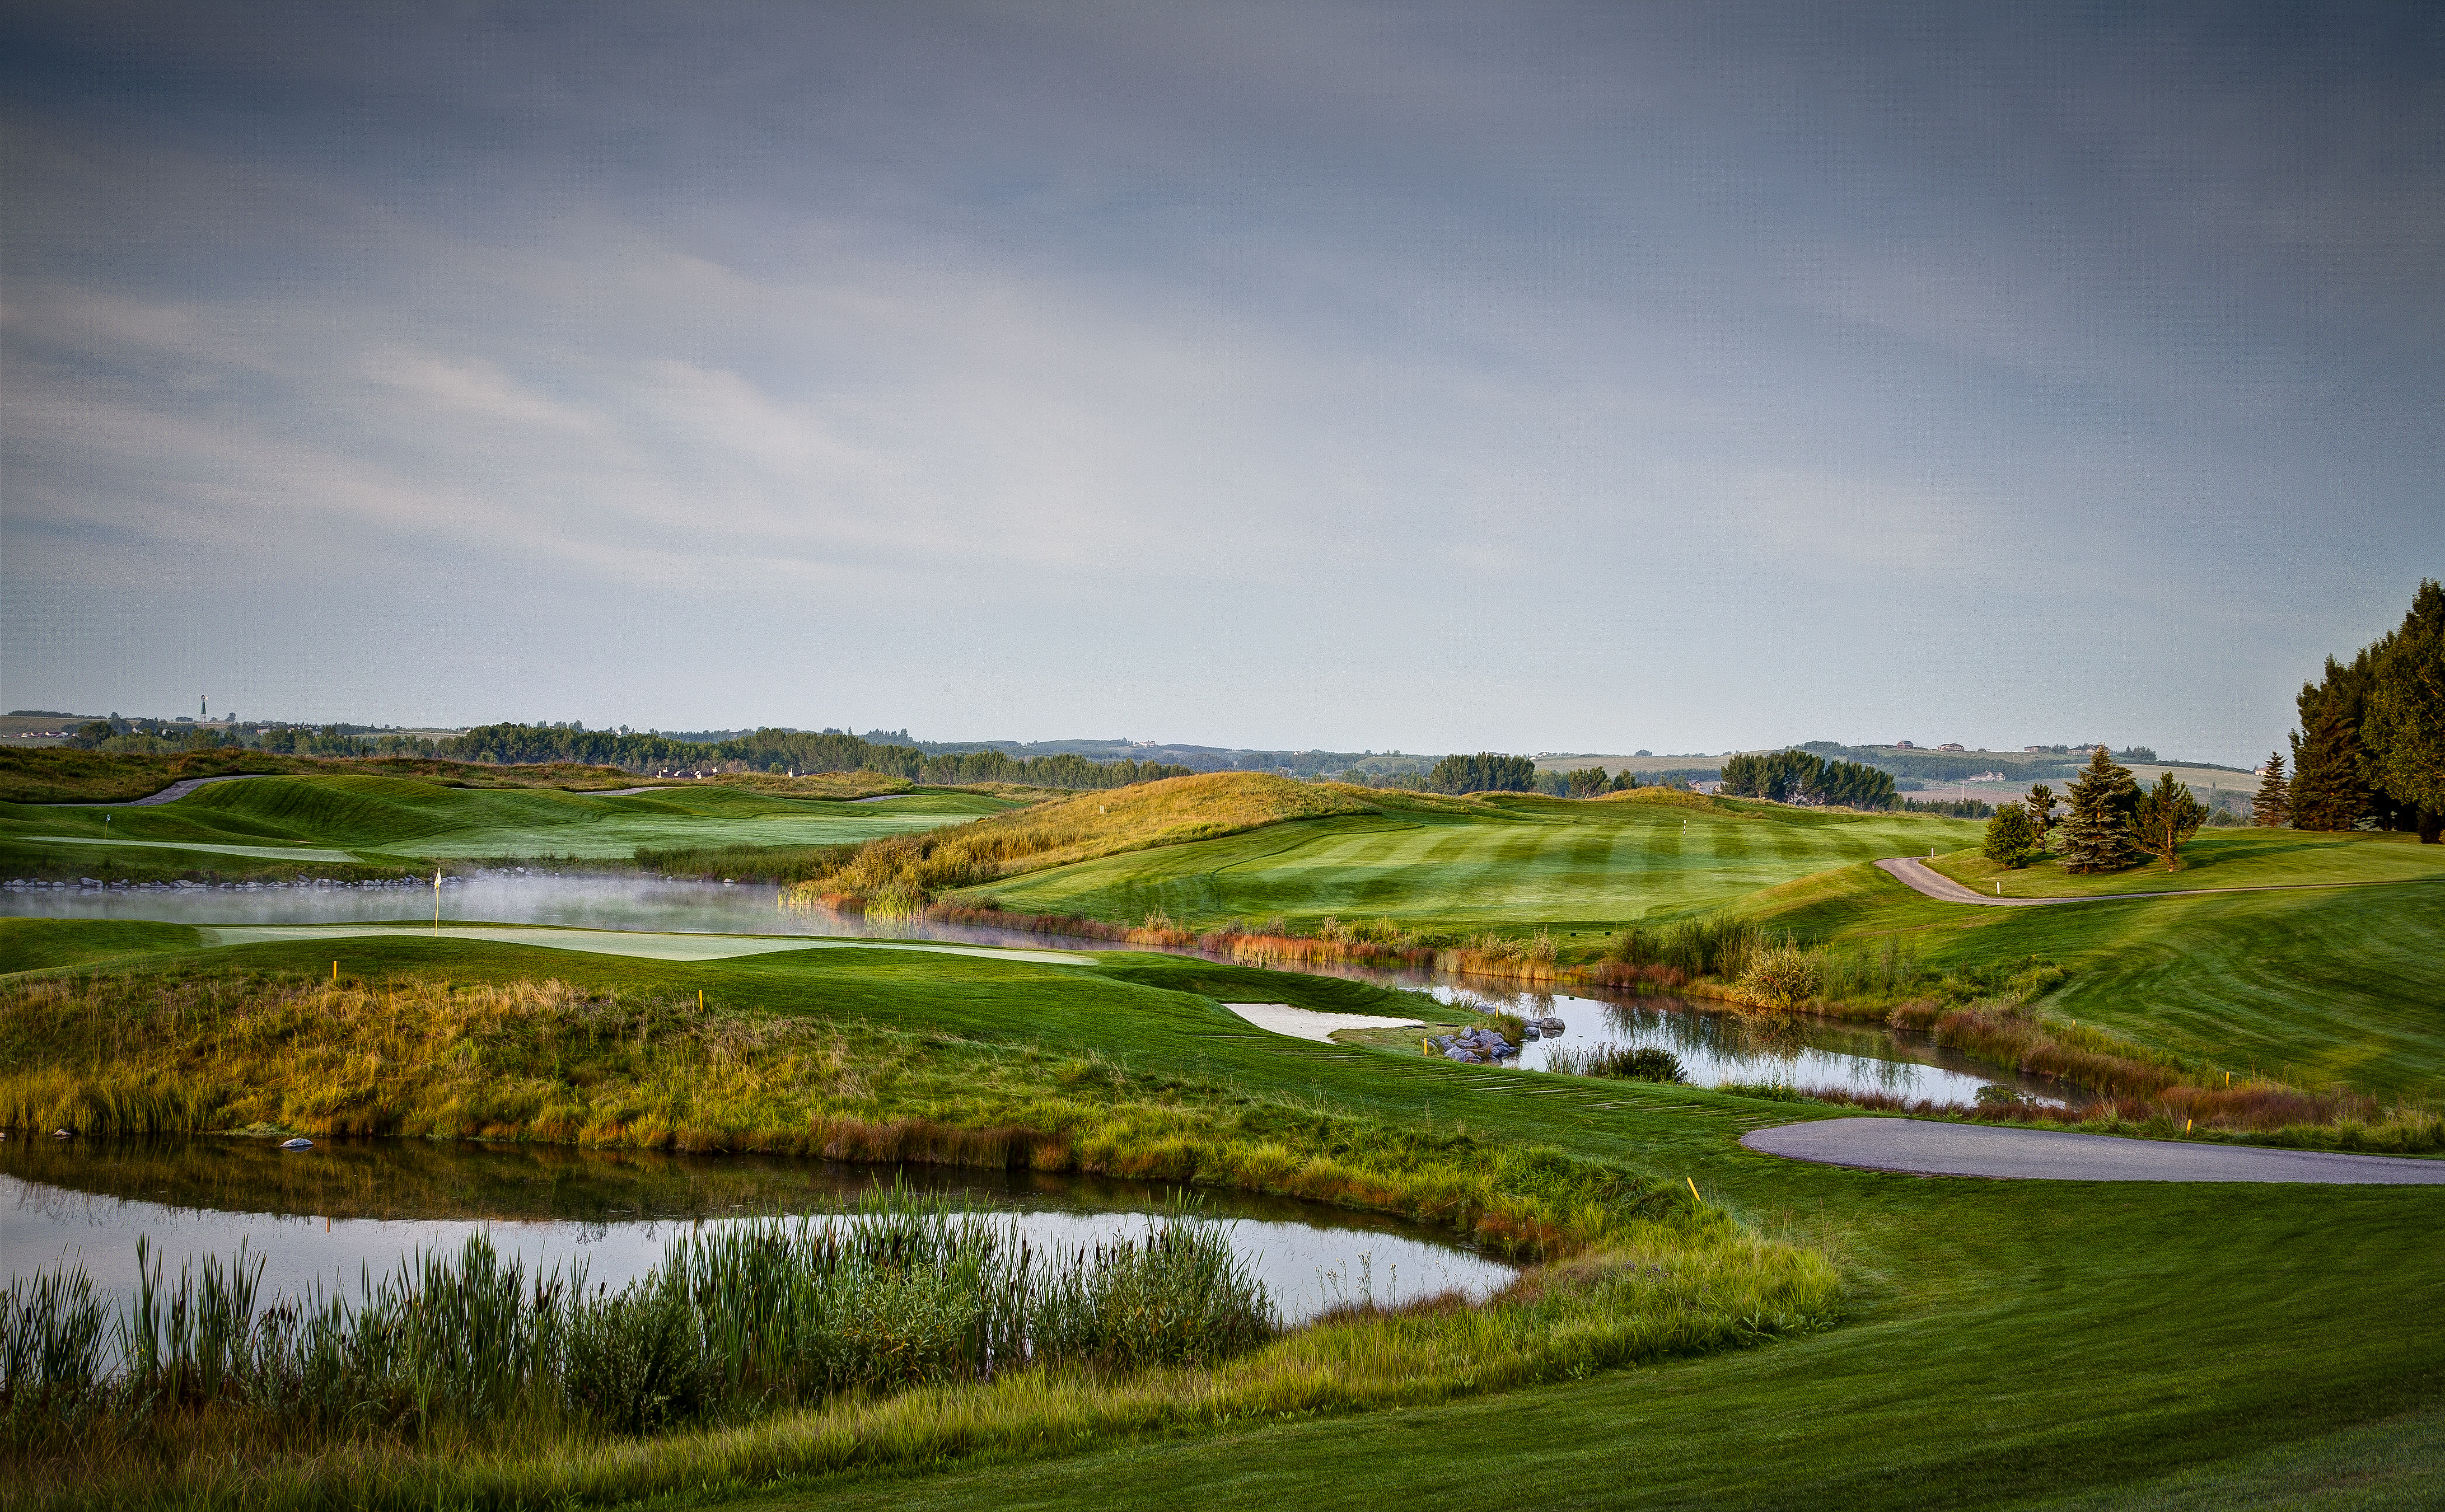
<box><xmin>2024</xmin><ymin>746</ymin><xmax>2045</xmax><ymax>753</ymax></box>
<box><xmin>1938</xmin><ymin>742</ymin><xmax>1966</xmax><ymax>752</ymax></box>
<box><xmin>1895</xmin><ymin>740</ymin><xmax>1916</xmax><ymax>749</ymax></box>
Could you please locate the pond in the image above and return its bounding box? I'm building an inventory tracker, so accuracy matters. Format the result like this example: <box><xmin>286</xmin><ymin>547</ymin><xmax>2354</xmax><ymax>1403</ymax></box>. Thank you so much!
<box><xmin>1</xmin><ymin>1136</ymin><xmax>1514</xmax><ymax>1324</ymax></box>
<box><xmin>1</xmin><ymin>872</ymin><xmax>2074</xmax><ymax>1104</ymax></box>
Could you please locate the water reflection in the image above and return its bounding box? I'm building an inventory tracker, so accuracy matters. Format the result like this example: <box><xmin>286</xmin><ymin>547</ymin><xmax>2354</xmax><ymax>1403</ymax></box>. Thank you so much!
<box><xmin>0</xmin><ymin>1137</ymin><xmax>1514</xmax><ymax>1326</ymax></box>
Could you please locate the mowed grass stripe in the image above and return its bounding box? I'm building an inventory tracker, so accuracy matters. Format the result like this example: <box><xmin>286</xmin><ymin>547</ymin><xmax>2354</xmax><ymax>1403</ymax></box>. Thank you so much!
<box><xmin>977</xmin><ymin>797</ymin><xmax>1976</xmax><ymax>931</ymax></box>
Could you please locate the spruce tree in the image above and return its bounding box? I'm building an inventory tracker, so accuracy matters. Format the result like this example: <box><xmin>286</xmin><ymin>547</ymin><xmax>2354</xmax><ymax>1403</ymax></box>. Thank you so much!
<box><xmin>2363</xmin><ymin>578</ymin><xmax>2445</xmax><ymax>843</ymax></box>
<box><xmin>2251</xmin><ymin>752</ymin><xmax>2290</xmax><ymax>827</ymax></box>
<box><xmin>2023</xmin><ymin>783</ymin><xmax>2055</xmax><ymax>845</ymax></box>
<box><xmin>2289</xmin><ymin>694</ymin><xmax>2369</xmax><ymax>831</ymax></box>
<box><xmin>2060</xmin><ymin>746</ymin><xmax>2139</xmax><ymax>872</ymax></box>
<box><xmin>2129</xmin><ymin>771</ymin><xmax>2209</xmax><ymax>870</ymax></box>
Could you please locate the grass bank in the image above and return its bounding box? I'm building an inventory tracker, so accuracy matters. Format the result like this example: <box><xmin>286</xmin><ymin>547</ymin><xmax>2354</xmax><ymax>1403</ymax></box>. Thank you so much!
<box><xmin>0</xmin><ymin>928</ymin><xmax>2441</xmax><ymax>1508</ymax></box>
<box><xmin>0</xmin><ymin>938</ymin><xmax>1835</xmax><ymax>1509</ymax></box>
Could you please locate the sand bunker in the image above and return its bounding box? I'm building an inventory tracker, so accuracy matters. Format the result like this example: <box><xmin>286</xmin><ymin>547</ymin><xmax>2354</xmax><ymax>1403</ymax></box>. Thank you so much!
<box><xmin>1223</xmin><ymin>1001</ymin><xmax>1423</xmax><ymax>1043</ymax></box>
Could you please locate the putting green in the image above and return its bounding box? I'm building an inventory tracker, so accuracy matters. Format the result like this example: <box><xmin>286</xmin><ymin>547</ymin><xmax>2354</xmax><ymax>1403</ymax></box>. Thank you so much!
<box><xmin>203</xmin><ymin>923</ymin><xmax>1092</xmax><ymax>966</ymax></box>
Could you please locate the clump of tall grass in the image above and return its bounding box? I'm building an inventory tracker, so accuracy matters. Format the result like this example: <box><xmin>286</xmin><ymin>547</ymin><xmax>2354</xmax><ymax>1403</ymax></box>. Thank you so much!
<box><xmin>1</xmin><ymin>1187</ymin><xmax>1274</xmax><ymax>1457</ymax></box>
<box><xmin>1733</xmin><ymin>940</ymin><xmax>1822</xmax><ymax>1010</ymax></box>
<box><xmin>1549</xmin><ymin>1044</ymin><xmax>1685</xmax><ymax>1083</ymax></box>
<box><xmin>1603</xmin><ymin>918</ymin><xmax>1761</xmax><ymax>979</ymax></box>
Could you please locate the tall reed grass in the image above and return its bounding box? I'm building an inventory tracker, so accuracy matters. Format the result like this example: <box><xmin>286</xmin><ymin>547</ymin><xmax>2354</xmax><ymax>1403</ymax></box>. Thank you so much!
<box><xmin>1603</xmin><ymin>917</ymin><xmax>1762</xmax><ymax>979</ymax></box>
<box><xmin>2</xmin><ymin>1188</ymin><xmax>1273</xmax><ymax>1462</ymax></box>
<box><xmin>3</xmin><ymin>1213</ymin><xmax>1835</xmax><ymax>1512</ymax></box>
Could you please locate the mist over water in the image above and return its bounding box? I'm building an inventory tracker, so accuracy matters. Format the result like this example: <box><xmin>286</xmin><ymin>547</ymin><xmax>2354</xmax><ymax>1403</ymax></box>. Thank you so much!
<box><xmin>3</xmin><ymin>874</ymin><xmax>2064</xmax><ymax>1103</ymax></box>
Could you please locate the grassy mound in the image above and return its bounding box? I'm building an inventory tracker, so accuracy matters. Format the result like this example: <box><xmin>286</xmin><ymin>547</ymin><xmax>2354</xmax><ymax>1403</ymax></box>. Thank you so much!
<box><xmin>0</xmin><ymin>774</ymin><xmax>1018</xmax><ymax>876</ymax></box>
<box><xmin>786</xmin><ymin>773</ymin><xmax>1386</xmax><ymax>908</ymax></box>
<box><xmin>0</xmin><ymin>748</ymin><xmax>655</xmax><ymax>804</ymax></box>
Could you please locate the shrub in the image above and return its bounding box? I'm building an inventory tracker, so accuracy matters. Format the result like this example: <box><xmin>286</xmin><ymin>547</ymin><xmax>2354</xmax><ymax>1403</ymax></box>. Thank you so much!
<box><xmin>1735</xmin><ymin>944</ymin><xmax>1822</xmax><ymax>1010</ymax></box>
<box><xmin>1556</xmin><ymin>1045</ymin><xmax>1686</xmax><ymax>1083</ymax></box>
<box><xmin>1981</xmin><ymin>803</ymin><xmax>2039</xmax><ymax>866</ymax></box>
<box><xmin>1604</xmin><ymin>917</ymin><xmax>1761</xmax><ymax>979</ymax></box>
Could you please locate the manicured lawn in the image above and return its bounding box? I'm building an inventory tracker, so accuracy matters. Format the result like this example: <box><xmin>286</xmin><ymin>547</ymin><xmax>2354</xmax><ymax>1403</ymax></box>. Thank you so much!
<box><xmin>0</xmin><ymin>775</ymin><xmax>1018</xmax><ymax>864</ymax></box>
<box><xmin>4</xmin><ymin>928</ymin><xmax>2441</xmax><ymax>1509</ymax></box>
<box><xmin>970</xmin><ymin>794</ymin><xmax>1979</xmax><ymax>932</ymax></box>
<box><xmin>1750</xmin><ymin>860</ymin><xmax>2445</xmax><ymax>1101</ymax></box>
<box><xmin>1932</xmin><ymin>826</ymin><xmax>2445</xmax><ymax>898</ymax></box>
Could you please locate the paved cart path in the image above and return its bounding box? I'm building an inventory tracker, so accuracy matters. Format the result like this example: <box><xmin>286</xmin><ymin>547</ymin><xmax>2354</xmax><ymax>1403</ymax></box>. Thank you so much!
<box><xmin>1743</xmin><ymin>1116</ymin><xmax>2445</xmax><ymax>1183</ymax></box>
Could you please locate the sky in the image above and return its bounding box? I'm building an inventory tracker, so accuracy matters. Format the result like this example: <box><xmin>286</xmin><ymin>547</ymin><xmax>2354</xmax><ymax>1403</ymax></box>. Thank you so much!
<box><xmin>2</xmin><ymin>1</ymin><xmax>2438</xmax><ymax>765</ymax></box>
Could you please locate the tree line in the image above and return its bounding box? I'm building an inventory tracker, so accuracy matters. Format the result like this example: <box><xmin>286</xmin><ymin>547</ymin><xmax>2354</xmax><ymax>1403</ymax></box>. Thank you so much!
<box><xmin>1719</xmin><ymin>750</ymin><xmax>1899</xmax><ymax>810</ymax></box>
<box><xmin>434</xmin><ymin>724</ymin><xmax>1193</xmax><ymax>790</ymax></box>
<box><xmin>1983</xmin><ymin>749</ymin><xmax>2209</xmax><ymax>872</ymax></box>
<box><xmin>2256</xmin><ymin>579</ymin><xmax>2443</xmax><ymax>842</ymax></box>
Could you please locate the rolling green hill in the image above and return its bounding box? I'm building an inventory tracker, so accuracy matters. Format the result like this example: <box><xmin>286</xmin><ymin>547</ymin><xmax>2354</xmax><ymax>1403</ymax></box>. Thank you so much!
<box><xmin>1745</xmin><ymin>854</ymin><xmax>2445</xmax><ymax>1099</ymax></box>
<box><xmin>963</xmin><ymin>788</ymin><xmax>1980</xmax><ymax>931</ymax></box>
<box><xmin>0</xmin><ymin>774</ymin><xmax>1021</xmax><ymax>870</ymax></box>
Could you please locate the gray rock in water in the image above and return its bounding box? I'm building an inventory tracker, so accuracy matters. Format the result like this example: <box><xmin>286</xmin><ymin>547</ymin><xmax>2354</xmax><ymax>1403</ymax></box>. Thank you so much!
<box><xmin>279</xmin><ymin>1137</ymin><xmax>315</xmax><ymax>1150</ymax></box>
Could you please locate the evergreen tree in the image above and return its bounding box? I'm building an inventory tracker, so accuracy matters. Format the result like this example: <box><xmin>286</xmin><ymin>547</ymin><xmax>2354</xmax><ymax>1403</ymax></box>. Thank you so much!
<box><xmin>2362</xmin><ymin>578</ymin><xmax>2445</xmax><ymax>844</ymax></box>
<box><xmin>2023</xmin><ymin>783</ymin><xmax>2055</xmax><ymax>844</ymax></box>
<box><xmin>2059</xmin><ymin>746</ymin><xmax>2140</xmax><ymax>872</ymax></box>
<box><xmin>1982</xmin><ymin>803</ymin><xmax>2038</xmax><ymax>867</ymax></box>
<box><xmin>2251</xmin><ymin>752</ymin><xmax>2290</xmax><ymax>827</ymax></box>
<box><xmin>2128</xmin><ymin>771</ymin><xmax>2209</xmax><ymax>870</ymax></box>
<box><xmin>2289</xmin><ymin>692</ymin><xmax>2370</xmax><ymax>831</ymax></box>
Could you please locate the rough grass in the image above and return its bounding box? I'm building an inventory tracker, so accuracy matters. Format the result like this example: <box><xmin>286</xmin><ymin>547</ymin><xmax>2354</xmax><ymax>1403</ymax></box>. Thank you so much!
<box><xmin>784</xmin><ymin>774</ymin><xmax>1386</xmax><ymax>910</ymax></box>
<box><xmin>0</xmin><ymin>945</ymin><xmax>1841</xmax><ymax>1510</ymax></box>
<box><xmin>0</xmin><ymin>964</ymin><xmax>1697</xmax><ymax>1258</ymax></box>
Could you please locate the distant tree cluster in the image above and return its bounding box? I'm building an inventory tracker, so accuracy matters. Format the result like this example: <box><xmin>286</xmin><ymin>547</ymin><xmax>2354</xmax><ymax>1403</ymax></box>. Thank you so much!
<box><xmin>2287</xmin><ymin>580</ymin><xmax>2444</xmax><ymax>841</ymax></box>
<box><xmin>1719</xmin><ymin>750</ymin><xmax>1898</xmax><ymax>809</ymax></box>
<box><xmin>1985</xmin><ymin>746</ymin><xmax>2205</xmax><ymax>872</ymax></box>
<box><xmin>437</xmin><ymin>723</ymin><xmax>1190</xmax><ymax>790</ymax></box>
<box><xmin>1427</xmin><ymin>753</ymin><xmax>1539</xmax><ymax>794</ymax></box>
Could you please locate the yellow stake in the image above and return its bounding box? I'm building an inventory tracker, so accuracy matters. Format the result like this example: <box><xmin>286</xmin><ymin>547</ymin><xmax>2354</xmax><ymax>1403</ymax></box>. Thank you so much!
<box><xmin>333</xmin><ymin>961</ymin><xmax>339</xmax><ymax>984</ymax></box>
<box><xmin>1687</xmin><ymin>1176</ymin><xmax>1701</xmax><ymax>1204</ymax></box>
<box><xmin>698</xmin><ymin>989</ymin><xmax>705</xmax><ymax>1011</ymax></box>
